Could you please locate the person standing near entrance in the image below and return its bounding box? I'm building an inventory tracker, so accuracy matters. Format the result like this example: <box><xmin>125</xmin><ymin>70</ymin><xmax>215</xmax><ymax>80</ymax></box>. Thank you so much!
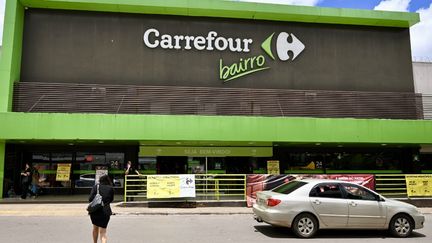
<box><xmin>124</xmin><ymin>161</ymin><xmax>142</xmax><ymax>201</ymax></box>
<box><xmin>125</xmin><ymin>160</ymin><xmax>142</xmax><ymax>201</ymax></box>
<box><xmin>124</xmin><ymin>161</ymin><xmax>141</xmax><ymax>176</ymax></box>
<box><xmin>30</xmin><ymin>165</ymin><xmax>40</xmax><ymax>196</ymax></box>
<box><xmin>20</xmin><ymin>163</ymin><xmax>36</xmax><ymax>199</ymax></box>
<box><xmin>89</xmin><ymin>174</ymin><xmax>114</xmax><ymax>243</ymax></box>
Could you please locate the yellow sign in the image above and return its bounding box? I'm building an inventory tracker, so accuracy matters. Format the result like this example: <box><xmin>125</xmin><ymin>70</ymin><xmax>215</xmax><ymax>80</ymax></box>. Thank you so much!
<box><xmin>267</xmin><ymin>160</ymin><xmax>280</xmax><ymax>175</ymax></box>
<box><xmin>406</xmin><ymin>175</ymin><xmax>432</xmax><ymax>197</ymax></box>
<box><xmin>56</xmin><ymin>163</ymin><xmax>71</xmax><ymax>181</ymax></box>
<box><xmin>147</xmin><ymin>175</ymin><xmax>181</xmax><ymax>199</ymax></box>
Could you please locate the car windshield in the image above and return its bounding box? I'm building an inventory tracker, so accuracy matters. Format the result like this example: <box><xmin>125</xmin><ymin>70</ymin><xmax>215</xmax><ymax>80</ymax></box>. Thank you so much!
<box><xmin>272</xmin><ymin>181</ymin><xmax>307</xmax><ymax>194</ymax></box>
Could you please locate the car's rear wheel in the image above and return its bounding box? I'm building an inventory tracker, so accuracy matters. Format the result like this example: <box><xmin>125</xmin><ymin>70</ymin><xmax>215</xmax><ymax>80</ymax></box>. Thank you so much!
<box><xmin>292</xmin><ymin>213</ymin><xmax>318</xmax><ymax>238</ymax></box>
<box><xmin>389</xmin><ymin>214</ymin><xmax>413</xmax><ymax>237</ymax></box>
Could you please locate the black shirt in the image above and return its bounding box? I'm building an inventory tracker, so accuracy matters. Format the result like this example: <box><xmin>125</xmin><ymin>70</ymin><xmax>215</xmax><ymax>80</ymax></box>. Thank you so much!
<box><xmin>125</xmin><ymin>166</ymin><xmax>139</xmax><ymax>175</ymax></box>
<box><xmin>22</xmin><ymin>168</ymin><xmax>32</xmax><ymax>184</ymax></box>
<box><xmin>89</xmin><ymin>184</ymin><xmax>114</xmax><ymax>215</ymax></box>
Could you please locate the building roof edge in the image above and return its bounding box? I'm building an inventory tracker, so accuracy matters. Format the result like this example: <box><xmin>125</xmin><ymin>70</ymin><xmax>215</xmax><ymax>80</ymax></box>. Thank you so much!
<box><xmin>19</xmin><ymin>0</ymin><xmax>420</xmax><ymax>28</ymax></box>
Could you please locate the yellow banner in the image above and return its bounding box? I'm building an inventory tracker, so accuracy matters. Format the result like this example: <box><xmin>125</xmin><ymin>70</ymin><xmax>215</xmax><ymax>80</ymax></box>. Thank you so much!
<box><xmin>56</xmin><ymin>163</ymin><xmax>71</xmax><ymax>181</ymax></box>
<box><xmin>267</xmin><ymin>160</ymin><xmax>280</xmax><ymax>175</ymax></box>
<box><xmin>147</xmin><ymin>175</ymin><xmax>181</xmax><ymax>199</ymax></box>
<box><xmin>406</xmin><ymin>175</ymin><xmax>432</xmax><ymax>197</ymax></box>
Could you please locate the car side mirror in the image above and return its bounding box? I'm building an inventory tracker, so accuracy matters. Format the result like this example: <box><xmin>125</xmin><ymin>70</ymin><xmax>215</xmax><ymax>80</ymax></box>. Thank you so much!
<box><xmin>377</xmin><ymin>196</ymin><xmax>385</xmax><ymax>202</ymax></box>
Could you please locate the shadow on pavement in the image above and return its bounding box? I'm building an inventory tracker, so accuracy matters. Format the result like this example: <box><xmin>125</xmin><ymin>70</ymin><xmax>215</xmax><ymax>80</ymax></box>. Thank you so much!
<box><xmin>253</xmin><ymin>226</ymin><xmax>295</xmax><ymax>238</ymax></box>
<box><xmin>254</xmin><ymin>225</ymin><xmax>426</xmax><ymax>239</ymax></box>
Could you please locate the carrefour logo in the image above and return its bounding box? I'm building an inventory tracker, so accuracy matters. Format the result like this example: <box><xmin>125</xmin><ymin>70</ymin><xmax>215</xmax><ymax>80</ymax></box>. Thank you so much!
<box><xmin>143</xmin><ymin>28</ymin><xmax>305</xmax><ymax>82</ymax></box>
<box><xmin>220</xmin><ymin>32</ymin><xmax>305</xmax><ymax>82</ymax></box>
<box><xmin>143</xmin><ymin>28</ymin><xmax>253</xmax><ymax>52</ymax></box>
<box><xmin>262</xmin><ymin>32</ymin><xmax>305</xmax><ymax>61</ymax></box>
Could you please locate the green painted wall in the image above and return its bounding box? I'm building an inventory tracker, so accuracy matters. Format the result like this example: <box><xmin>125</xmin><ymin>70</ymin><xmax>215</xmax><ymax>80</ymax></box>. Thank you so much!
<box><xmin>1</xmin><ymin>112</ymin><xmax>432</xmax><ymax>145</ymax></box>
<box><xmin>0</xmin><ymin>0</ymin><xmax>24</xmax><ymax>198</ymax></box>
<box><xmin>19</xmin><ymin>0</ymin><xmax>419</xmax><ymax>27</ymax></box>
<box><xmin>0</xmin><ymin>0</ymin><xmax>24</xmax><ymax>112</ymax></box>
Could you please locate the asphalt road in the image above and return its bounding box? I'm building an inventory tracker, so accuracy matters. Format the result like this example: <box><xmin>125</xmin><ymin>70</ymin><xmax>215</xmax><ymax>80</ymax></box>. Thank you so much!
<box><xmin>0</xmin><ymin>214</ymin><xmax>430</xmax><ymax>243</ymax></box>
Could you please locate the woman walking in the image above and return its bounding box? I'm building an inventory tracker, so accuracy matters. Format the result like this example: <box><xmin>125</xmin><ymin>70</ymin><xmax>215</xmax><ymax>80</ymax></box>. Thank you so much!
<box><xmin>88</xmin><ymin>175</ymin><xmax>114</xmax><ymax>243</ymax></box>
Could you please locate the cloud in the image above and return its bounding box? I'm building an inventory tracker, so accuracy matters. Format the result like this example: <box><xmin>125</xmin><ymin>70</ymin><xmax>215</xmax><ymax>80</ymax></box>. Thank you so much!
<box><xmin>372</xmin><ymin>0</ymin><xmax>432</xmax><ymax>60</ymax></box>
<box><xmin>410</xmin><ymin>3</ymin><xmax>432</xmax><ymax>60</ymax></box>
<box><xmin>237</xmin><ymin>0</ymin><xmax>321</xmax><ymax>6</ymax></box>
<box><xmin>374</xmin><ymin>0</ymin><xmax>410</xmax><ymax>12</ymax></box>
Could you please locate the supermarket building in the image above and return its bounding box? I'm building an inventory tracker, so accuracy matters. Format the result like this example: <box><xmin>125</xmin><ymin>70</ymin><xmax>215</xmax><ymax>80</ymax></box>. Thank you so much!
<box><xmin>0</xmin><ymin>0</ymin><xmax>431</xmax><ymax>198</ymax></box>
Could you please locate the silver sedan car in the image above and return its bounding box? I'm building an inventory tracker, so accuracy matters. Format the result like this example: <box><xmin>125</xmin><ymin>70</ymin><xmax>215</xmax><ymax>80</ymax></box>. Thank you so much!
<box><xmin>253</xmin><ymin>179</ymin><xmax>425</xmax><ymax>238</ymax></box>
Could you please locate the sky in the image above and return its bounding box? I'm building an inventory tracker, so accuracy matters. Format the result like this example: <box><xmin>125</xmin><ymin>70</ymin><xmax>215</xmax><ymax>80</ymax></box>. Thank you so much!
<box><xmin>0</xmin><ymin>0</ymin><xmax>431</xmax><ymax>60</ymax></box>
<box><xmin>239</xmin><ymin>0</ymin><xmax>432</xmax><ymax>60</ymax></box>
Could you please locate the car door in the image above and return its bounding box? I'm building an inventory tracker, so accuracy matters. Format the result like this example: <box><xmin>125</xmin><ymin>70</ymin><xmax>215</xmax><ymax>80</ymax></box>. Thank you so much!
<box><xmin>309</xmin><ymin>183</ymin><xmax>348</xmax><ymax>227</ymax></box>
<box><xmin>341</xmin><ymin>183</ymin><xmax>387</xmax><ymax>228</ymax></box>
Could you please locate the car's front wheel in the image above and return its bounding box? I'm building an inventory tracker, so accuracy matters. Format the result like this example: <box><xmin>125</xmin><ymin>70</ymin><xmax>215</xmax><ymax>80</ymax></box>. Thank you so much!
<box><xmin>389</xmin><ymin>214</ymin><xmax>413</xmax><ymax>237</ymax></box>
<box><xmin>292</xmin><ymin>213</ymin><xmax>318</xmax><ymax>238</ymax></box>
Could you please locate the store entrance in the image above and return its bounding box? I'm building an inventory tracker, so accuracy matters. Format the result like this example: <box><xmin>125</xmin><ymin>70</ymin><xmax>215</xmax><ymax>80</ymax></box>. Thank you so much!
<box><xmin>151</xmin><ymin>156</ymin><xmax>255</xmax><ymax>174</ymax></box>
<box><xmin>3</xmin><ymin>144</ymin><xmax>138</xmax><ymax>199</ymax></box>
<box><xmin>225</xmin><ymin>157</ymin><xmax>253</xmax><ymax>174</ymax></box>
<box><xmin>156</xmin><ymin>156</ymin><xmax>188</xmax><ymax>174</ymax></box>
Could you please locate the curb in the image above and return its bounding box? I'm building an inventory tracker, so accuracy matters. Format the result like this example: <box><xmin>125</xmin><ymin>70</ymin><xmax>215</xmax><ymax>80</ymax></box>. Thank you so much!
<box><xmin>117</xmin><ymin>201</ymin><xmax>247</xmax><ymax>208</ymax></box>
<box><xmin>112</xmin><ymin>212</ymin><xmax>253</xmax><ymax>216</ymax></box>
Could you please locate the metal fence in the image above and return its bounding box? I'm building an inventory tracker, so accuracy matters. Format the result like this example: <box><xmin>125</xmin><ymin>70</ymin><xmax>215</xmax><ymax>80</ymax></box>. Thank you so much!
<box><xmin>125</xmin><ymin>173</ymin><xmax>429</xmax><ymax>202</ymax></box>
<box><xmin>374</xmin><ymin>174</ymin><xmax>408</xmax><ymax>198</ymax></box>
<box><xmin>124</xmin><ymin>175</ymin><xmax>148</xmax><ymax>201</ymax></box>
<box><xmin>124</xmin><ymin>174</ymin><xmax>246</xmax><ymax>202</ymax></box>
<box><xmin>195</xmin><ymin>174</ymin><xmax>246</xmax><ymax>201</ymax></box>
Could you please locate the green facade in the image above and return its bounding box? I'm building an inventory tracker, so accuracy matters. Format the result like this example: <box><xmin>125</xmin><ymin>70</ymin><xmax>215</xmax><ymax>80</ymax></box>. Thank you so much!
<box><xmin>0</xmin><ymin>0</ymin><xmax>425</xmax><ymax>197</ymax></box>
<box><xmin>0</xmin><ymin>0</ymin><xmax>24</xmax><ymax>112</ymax></box>
<box><xmin>1</xmin><ymin>112</ymin><xmax>432</xmax><ymax>145</ymax></box>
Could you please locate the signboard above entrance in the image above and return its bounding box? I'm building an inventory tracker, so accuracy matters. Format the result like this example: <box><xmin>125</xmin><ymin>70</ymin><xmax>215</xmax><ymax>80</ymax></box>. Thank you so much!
<box><xmin>139</xmin><ymin>146</ymin><xmax>273</xmax><ymax>157</ymax></box>
<box><xmin>142</xmin><ymin>28</ymin><xmax>305</xmax><ymax>82</ymax></box>
<box><xmin>22</xmin><ymin>9</ymin><xmax>414</xmax><ymax>92</ymax></box>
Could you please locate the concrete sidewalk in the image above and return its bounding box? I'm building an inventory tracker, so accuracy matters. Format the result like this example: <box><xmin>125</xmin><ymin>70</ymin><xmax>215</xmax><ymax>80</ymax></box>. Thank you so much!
<box><xmin>0</xmin><ymin>203</ymin><xmax>252</xmax><ymax>216</ymax></box>
<box><xmin>0</xmin><ymin>203</ymin><xmax>431</xmax><ymax>217</ymax></box>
